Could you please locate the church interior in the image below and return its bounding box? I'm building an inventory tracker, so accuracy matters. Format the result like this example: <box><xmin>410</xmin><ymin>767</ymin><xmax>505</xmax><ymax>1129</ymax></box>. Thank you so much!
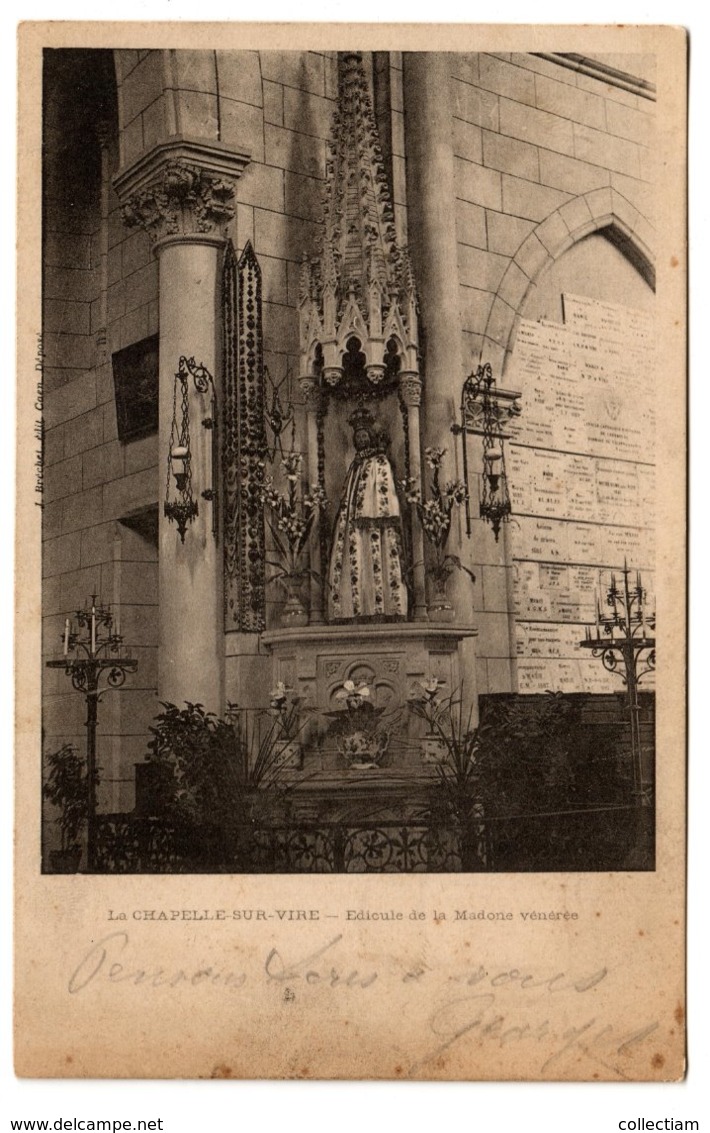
<box><xmin>41</xmin><ymin>47</ymin><xmax>657</xmax><ymax>872</ymax></box>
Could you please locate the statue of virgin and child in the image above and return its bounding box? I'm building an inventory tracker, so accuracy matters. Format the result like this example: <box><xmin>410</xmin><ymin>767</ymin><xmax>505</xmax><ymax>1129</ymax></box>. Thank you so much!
<box><xmin>327</xmin><ymin>405</ymin><xmax>409</xmax><ymax>622</ymax></box>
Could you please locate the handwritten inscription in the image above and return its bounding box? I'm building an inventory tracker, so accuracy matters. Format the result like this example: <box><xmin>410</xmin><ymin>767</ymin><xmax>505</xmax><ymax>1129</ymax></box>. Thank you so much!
<box><xmin>65</xmin><ymin>931</ymin><xmax>659</xmax><ymax>1078</ymax></box>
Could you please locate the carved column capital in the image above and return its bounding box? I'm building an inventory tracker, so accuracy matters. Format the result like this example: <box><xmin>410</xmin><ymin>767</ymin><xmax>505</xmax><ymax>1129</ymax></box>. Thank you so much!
<box><xmin>400</xmin><ymin>372</ymin><xmax>423</xmax><ymax>407</ymax></box>
<box><xmin>113</xmin><ymin>136</ymin><xmax>250</xmax><ymax>245</ymax></box>
<box><xmin>299</xmin><ymin>376</ymin><xmax>322</xmax><ymax>411</ymax></box>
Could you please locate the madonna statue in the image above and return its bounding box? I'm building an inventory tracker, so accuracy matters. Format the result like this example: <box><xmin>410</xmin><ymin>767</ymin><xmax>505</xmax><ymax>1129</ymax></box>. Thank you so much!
<box><xmin>327</xmin><ymin>406</ymin><xmax>409</xmax><ymax>622</ymax></box>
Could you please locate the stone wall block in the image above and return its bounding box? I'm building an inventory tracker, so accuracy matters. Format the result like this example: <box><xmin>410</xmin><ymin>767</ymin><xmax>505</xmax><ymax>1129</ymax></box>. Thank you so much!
<box><xmin>141</xmin><ymin>95</ymin><xmax>168</xmax><ymax>152</ymax></box>
<box><xmin>259</xmin><ymin>255</ymin><xmax>289</xmax><ymax>306</ymax></box>
<box><xmin>459</xmin><ymin>285</ymin><xmax>494</xmax><ymax>337</ymax></box>
<box><xmin>123</xmin><ymin>436</ymin><xmax>159</xmax><ymax>477</ymax></box>
<box><xmin>585</xmin><ymin>185</ymin><xmax>615</xmax><ymax>222</ymax></box>
<box><xmin>485</xmin><ymin>211</ymin><xmax>535</xmax><ymax>257</ymax></box>
<box><xmin>260</xmin><ymin>51</ymin><xmax>325</xmax><ymax>97</ymax></box>
<box><xmin>502</xmin><ymin>174</ymin><xmax>571</xmax><ymax>223</ymax></box>
<box><xmin>558</xmin><ymin>195</ymin><xmax>596</xmax><ymax>238</ymax></box>
<box><xmin>215</xmin><ymin>50</ymin><xmax>262</xmax><ymax>107</ymax></box>
<box><xmin>83</xmin><ymin>442</ymin><xmax>124</xmax><ymax>491</ymax></box>
<box><xmin>264</xmin><ymin>123</ymin><xmax>325</xmax><ymax>180</ymax></box>
<box><xmin>482</xmin><ymin>128</ymin><xmax>539</xmax><ymax>182</ymax></box>
<box><xmin>262</xmin><ymin>80</ymin><xmax>284</xmax><ymax>126</ymax></box>
<box><xmin>455</xmin><ymin>199</ymin><xmax>487</xmax><ymax>250</ymax></box>
<box><xmin>449</xmin><ymin>52</ymin><xmax>479</xmax><ymax>84</ymax></box>
<box><xmin>497</xmin><ymin>261</ymin><xmax>531</xmax><ymax>311</ymax></box>
<box><xmin>457</xmin><ymin>244</ymin><xmax>509</xmax><ymax>292</ymax></box>
<box><xmin>453</xmin><ymin>118</ymin><xmax>483</xmax><ymax>164</ymax></box>
<box><xmin>80</xmin><ymin>521</ymin><xmax>118</xmax><ymax>569</ymax></box>
<box><xmin>45</xmin><ymin>232</ymin><xmax>92</xmax><ymax>272</ymax></box>
<box><xmin>43</xmin><ymin>455</ymin><xmax>83</xmax><ymax>504</ymax></box>
<box><xmin>610</xmin><ymin>172</ymin><xmax>654</xmax><ymax>223</ymax></box>
<box><xmin>479</xmin><ymin>53</ymin><xmax>536</xmax><ymax>106</ymax></box>
<box><xmin>42</xmin><ymin>532</ymin><xmax>82</xmax><ymax>578</ymax></box>
<box><xmin>173</xmin><ymin>50</ymin><xmax>218</xmax><ymax>96</ymax></box>
<box><xmin>61</xmin><ymin>487</ymin><xmax>104</xmax><ymax>534</ymax></box>
<box><xmin>44</xmin><ymin>299</ymin><xmax>91</xmax><ymax>337</ymax></box>
<box><xmin>538</xmin><ymin>149</ymin><xmax>611</xmax><ymax>195</ymax></box>
<box><xmin>44</xmin><ymin>374</ymin><xmax>97</xmax><ymax>431</ymax></box>
<box><xmin>176</xmin><ymin>90</ymin><xmax>220</xmax><ymax>142</ymax></box>
<box><xmin>239</xmin><ymin>161</ymin><xmax>285</xmax><ymax>212</ymax></box>
<box><xmin>284</xmin><ymin>169</ymin><xmax>324</xmax><ymax>222</ymax></box>
<box><xmin>573</xmin><ymin>122</ymin><xmax>641</xmax><ymax>179</ymax></box>
<box><xmin>605</xmin><ymin>97</ymin><xmax>653</xmax><ymax>146</ymax></box>
<box><xmin>283</xmin><ymin>86</ymin><xmax>335</xmax><ymax>140</ymax></box>
<box><xmin>120</xmin><ymin>561</ymin><xmax>159</xmax><ymax>605</ymax></box>
<box><xmin>499</xmin><ymin>97</ymin><xmax>575</xmax><ymax>156</ymax></box>
<box><xmin>43</xmin><ymin>425</ymin><xmax>65</xmax><ymax>468</ymax></box>
<box><xmin>455</xmin><ymin>158</ymin><xmax>502</xmax><ymax>211</ymax></box>
<box><xmin>121</xmin><ymin>115</ymin><xmax>145</xmax><ymax>168</ymax></box>
<box><xmin>485</xmin><ymin>295</ymin><xmax>516</xmax><ymax>349</ymax></box>
<box><xmin>534</xmin><ymin>72</ymin><xmax>606</xmax><ymax>131</ymax></box>
<box><xmin>453</xmin><ymin>79</ymin><xmax>499</xmax><ymax>132</ymax></box>
<box><xmin>44</xmin><ymin>266</ymin><xmax>96</xmax><ymax>305</ymax></box>
<box><xmin>120</xmin><ymin>53</ymin><xmax>165</xmax><ymax>125</ymax></box>
<box><xmin>535</xmin><ymin>210</ymin><xmax>572</xmax><ymax>257</ymax></box>
<box><xmin>102</xmin><ymin>468</ymin><xmax>157</xmax><ymax>521</ymax></box>
<box><xmin>515</xmin><ymin>232</ymin><xmax>552</xmax><ymax>281</ymax></box>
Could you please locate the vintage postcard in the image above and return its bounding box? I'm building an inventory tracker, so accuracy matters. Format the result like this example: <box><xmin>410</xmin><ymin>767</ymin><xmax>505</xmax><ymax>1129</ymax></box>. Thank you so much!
<box><xmin>15</xmin><ymin>22</ymin><xmax>687</xmax><ymax>1079</ymax></box>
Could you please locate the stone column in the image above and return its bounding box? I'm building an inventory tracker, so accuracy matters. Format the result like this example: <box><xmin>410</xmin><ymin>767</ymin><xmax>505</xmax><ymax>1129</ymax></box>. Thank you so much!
<box><xmin>299</xmin><ymin>376</ymin><xmax>324</xmax><ymax>624</ymax></box>
<box><xmin>402</xmin><ymin>53</ymin><xmax>462</xmax><ymax>454</ymax></box>
<box><xmin>114</xmin><ymin>139</ymin><xmax>249</xmax><ymax>712</ymax></box>
<box><xmin>400</xmin><ymin>372</ymin><xmax>428</xmax><ymax>621</ymax></box>
<box><xmin>403</xmin><ymin>54</ymin><xmax>481</xmax><ymax>708</ymax></box>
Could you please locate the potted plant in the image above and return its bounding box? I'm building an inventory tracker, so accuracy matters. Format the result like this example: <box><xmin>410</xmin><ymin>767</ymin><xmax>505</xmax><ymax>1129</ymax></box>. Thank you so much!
<box><xmin>323</xmin><ymin>680</ymin><xmax>391</xmax><ymax>770</ymax></box>
<box><xmin>144</xmin><ymin>700</ymin><xmax>298</xmax><ymax>870</ymax></box>
<box><xmin>402</xmin><ymin>447</ymin><xmax>474</xmax><ymax>620</ymax></box>
<box><xmin>43</xmin><ymin>743</ymin><xmax>89</xmax><ymax>873</ymax></box>
<box><xmin>260</xmin><ymin>450</ymin><xmax>327</xmax><ymax>627</ymax></box>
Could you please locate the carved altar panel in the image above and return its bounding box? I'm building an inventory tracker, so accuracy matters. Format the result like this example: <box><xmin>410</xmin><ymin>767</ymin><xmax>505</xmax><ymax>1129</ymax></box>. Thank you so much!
<box><xmin>260</xmin><ymin>624</ymin><xmax>477</xmax><ymax>774</ymax></box>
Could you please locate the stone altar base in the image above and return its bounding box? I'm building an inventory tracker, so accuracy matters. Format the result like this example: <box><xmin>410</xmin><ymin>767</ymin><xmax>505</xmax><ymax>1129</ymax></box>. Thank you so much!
<box><xmin>257</xmin><ymin>622</ymin><xmax>478</xmax><ymax>777</ymax></box>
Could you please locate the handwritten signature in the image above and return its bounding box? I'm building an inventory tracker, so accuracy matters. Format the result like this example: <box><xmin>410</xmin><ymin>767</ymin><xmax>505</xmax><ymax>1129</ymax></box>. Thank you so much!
<box><xmin>410</xmin><ymin>989</ymin><xmax>658</xmax><ymax>1079</ymax></box>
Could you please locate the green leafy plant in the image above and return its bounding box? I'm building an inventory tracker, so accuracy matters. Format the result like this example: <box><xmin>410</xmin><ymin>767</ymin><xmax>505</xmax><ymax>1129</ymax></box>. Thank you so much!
<box><xmin>43</xmin><ymin>743</ymin><xmax>90</xmax><ymax>854</ymax></box>
<box><xmin>145</xmin><ymin>700</ymin><xmax>304</xmax><ymax>867</ymax></box>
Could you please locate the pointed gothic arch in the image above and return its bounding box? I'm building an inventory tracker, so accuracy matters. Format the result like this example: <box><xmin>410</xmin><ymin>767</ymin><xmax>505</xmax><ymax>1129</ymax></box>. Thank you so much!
<box><xmin>480</xmin><ymin>187</ymin><xmax>656</xmax><ymax>378</ymax></box>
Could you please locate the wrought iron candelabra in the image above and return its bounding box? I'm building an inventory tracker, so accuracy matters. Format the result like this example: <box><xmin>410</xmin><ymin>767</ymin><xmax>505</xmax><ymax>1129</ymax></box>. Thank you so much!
<box><xmin>580</xmin><ymin>563</ymin><xmax>655</xmax><ymax>808</ymax></box>
<box><xmin>46</xmin><ymin>597</ymin><xmax>138</xmax><ymax>871</ymax></box>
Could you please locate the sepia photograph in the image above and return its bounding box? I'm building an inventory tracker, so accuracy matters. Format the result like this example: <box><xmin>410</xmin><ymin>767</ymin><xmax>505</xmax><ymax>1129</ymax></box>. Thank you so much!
<box><xmin>40</xmin><ymin>44</ymin><xmax>659</xmax><ymax>875</ymax></box>
<box><xmin>15</xmin><ymin>21</ymin><xmax>687</xmax><ymax>1082</ymax></box>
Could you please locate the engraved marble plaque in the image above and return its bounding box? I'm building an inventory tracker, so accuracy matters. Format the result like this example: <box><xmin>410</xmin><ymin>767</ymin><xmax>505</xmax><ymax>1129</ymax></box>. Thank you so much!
<box><xmin>508</xmin><ymin>294</ymin><xmax>655</xmax><ymax>692</ymax></box>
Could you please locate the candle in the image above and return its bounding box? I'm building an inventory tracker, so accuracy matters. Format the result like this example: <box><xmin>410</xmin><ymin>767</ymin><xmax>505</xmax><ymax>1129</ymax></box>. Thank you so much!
<box><xmin>63</xmin><ymin>618</ymin><xmax>70</xmax><ymax>655</ymax></box>
<box><xmin>91</xmin><ymin>603</ymin><xmax>96</xmax><ymax>655</ymax></box>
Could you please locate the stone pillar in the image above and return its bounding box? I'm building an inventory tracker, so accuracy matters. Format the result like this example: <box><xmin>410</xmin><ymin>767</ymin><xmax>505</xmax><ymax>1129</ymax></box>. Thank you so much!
<box><xmin>400</xmin><ymin>372</ymin><xmax>428</xmax><ymax>621</ymax></box>
<box><xmin>114</xmin><ymin>138</ymin><xmax>249</xmax><ymax>712</ymax></box>
<box><xmin>402</xmin><ymin>53</ymin><xmax>462</xmax><ymax>454</ymax></box>
<box><xmin>300</xmin><ymin>376</ymin><xmax>324</xmax><ymax>625</ymax></box>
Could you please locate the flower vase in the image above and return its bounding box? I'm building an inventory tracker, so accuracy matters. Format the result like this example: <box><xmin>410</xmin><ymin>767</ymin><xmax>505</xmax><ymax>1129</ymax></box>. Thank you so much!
<box><xmin>280</xmin><ymin>576</ymin><xmax>308</xmax><ymax>628</ymax></box>
<box><xmin>339</xmin><ymin>730</ymin><xmax>389</xmax><ymax>771</ymax></box>
<box><xmin>429</xmin><ymin>573</ymin><xmax>455</xmax><ymax>622</ymax></box>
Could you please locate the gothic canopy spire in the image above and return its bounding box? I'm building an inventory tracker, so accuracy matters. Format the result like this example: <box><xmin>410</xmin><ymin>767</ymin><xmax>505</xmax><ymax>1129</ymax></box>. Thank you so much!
<box><xmin>299</xmin><ymin>51</ymin><xmax>420</xmax><ymax>389</ymax></box>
